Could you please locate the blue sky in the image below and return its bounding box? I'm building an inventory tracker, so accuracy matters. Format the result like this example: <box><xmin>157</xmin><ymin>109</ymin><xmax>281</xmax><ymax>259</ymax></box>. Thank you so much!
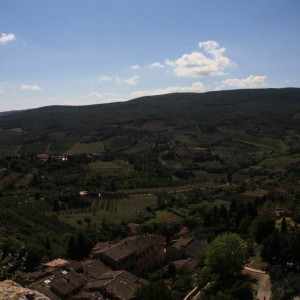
<box><xmin>0</xmin><ymin>0</ymin><xmax>299</xmax><ymax>111</ymax></box>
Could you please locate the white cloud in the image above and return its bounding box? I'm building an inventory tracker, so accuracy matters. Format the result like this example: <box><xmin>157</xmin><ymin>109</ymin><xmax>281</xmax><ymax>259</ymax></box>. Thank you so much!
<box><xmin>165</xmin><ymin>40</ymin><xmax>234</xmax><ymax>77</ymax></box>
<box><xmin>20</xmin><ymin>84</ymin><xmax>42</xmax><ymax>91</ymax></box>
<box><xmin>130</xmin><ymin>64</ymin><xmax>140</xmax><ymax>69</ymax></box>
<box><xmin>219</xmin><ymin>75</ymin><xmax>268</xmax><ymax>89</ymax></box>
<box><xmin>84</xmin><ymin>92</ymin><xmax>105</xmax><ymax>99</ymax></box>
<box><xmin>98</xmin><ymin>75</ymin><xmax>139</xmax><ymax>86</ymax></box>
<box><xmin>131</xmin><ymin>81</ymin><xmax>205</xmax><ymax>98</ymax></box>
<box><xmin>150</xmin><ymin>62</ymin><xmax>165</xmax><ymax>69</ymax></box>
<box><xmin>98</xmin><ymin>75</ymin><xmax>113</xmax><ymax>82</ymax></box>
<box><xmin>83</xmin><ymin>91</ymin><xmax>126</xmax><ymax>104</ymax></box>
<box><xmin>0</xmin><ymin>33</ymin><xmax>16</xmax><ymax>44</ymax></box>
<box><xmin>123</xmin><ymin>76</ymin><xmax>139</xmax><ymax>86</ymax></box>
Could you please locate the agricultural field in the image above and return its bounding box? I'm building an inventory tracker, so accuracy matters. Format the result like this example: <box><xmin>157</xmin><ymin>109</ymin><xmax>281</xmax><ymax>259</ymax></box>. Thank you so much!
<box><xmin>0</xmin><ymin>144</ymin><xmax>20</xmax><ymax>157</ymax></box>
<box><xmin>48</xmin><ymin>138</ymin><xmax>79</xmax><ymax>154</ymax></box>
<box><xmin>104</xmin><ymin>136</ymin><xmax>132</xmax><ymax>151</ymax></box>
<box><xmin>65</xmin><ymin>141</ymin><xmax>105</xmax><ymax>154</ymax></box>
<box><xmin>18</xmin><ymin>141</ymin><xmax>50</xmax><ymax>155</ymax></box>
<box><xmin>123</xmin><ymin>142</ymin><xmax>153</xmax><ymax>154</ymax></box>
<box><xmin>258</xmin><ymin>154</ymin><xmax>300</xmax><ymax>169</ymax></box>
<box><xmin>88</xmin><ymin>160</ymin><xmax>133</xmax><ymax>173</ymax></box>
<box><xmin>59</xmin><ymin>195</ymin><xmax>158</xmax><ymax>227</ymax></box>
<box><xmin>145</xmin><ymin>210</ymin><xmax>183</xmax><ymax>224</ymax></box>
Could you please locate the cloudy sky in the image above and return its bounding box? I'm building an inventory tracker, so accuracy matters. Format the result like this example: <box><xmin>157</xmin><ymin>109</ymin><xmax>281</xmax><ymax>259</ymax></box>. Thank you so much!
<box><xmin>0</xmin><ymin>0</ymin><xmax>299</xmax><ymax>111</ymax></box>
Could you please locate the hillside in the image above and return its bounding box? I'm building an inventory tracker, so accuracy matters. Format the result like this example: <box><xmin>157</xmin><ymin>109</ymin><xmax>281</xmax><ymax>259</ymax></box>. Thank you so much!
<box><xmin>0</xmin><ymin>88</ymin><xmax>299</xmax><ymax>157</ymax></box>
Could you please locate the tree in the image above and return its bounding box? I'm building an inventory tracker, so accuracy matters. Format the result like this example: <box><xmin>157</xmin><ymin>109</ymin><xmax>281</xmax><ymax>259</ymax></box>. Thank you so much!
<box><xmin>136</xmin><ymin>281</ymin><xmax>173</xmax><ymax>300</ymax></box>
<box><xmin>67</xmin><ymin>235</ymin><xmax>77</xmax><ymax>260</ymax></box>
<box><xmin>198</xmin><ymin>233</ymin><xmax>253</xmax><ymax>299</ymax></box>
<box><xmin>202</xmin><ymin>233</ymin><xmax>247</xmax><ymax>280</ymax></box>
<box><xmin>280</xmin><ymin>216</ymin><xmax>287</xmax><ymax>232</ymax></box>
<box><xmin>249</xmin><ymin>215</ymin><xmax>275</xmax><ymax>244</ymax></box>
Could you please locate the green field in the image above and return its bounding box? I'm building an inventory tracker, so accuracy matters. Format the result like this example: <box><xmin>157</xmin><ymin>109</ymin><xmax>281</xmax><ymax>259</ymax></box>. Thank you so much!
<box><xmin>258</xmin><ymin>154</ymin><xmax>300</xmax><ymax>168</ymax></box>
<box><xmin>89</xmin><ymin>160</ymin><xmax>133</xmax><ymax>173</ymax></box>
<box><xmin>173</xmin><ymin>133</ymin><xmax>198</xmax><ymax>145</ymax></box>
<box><xmin>104</xmin><ymin>136</ymin><xmax>132</xmax><ymax>151</ymax></box>
<box><xmin>19</xmin><ymin>141</ymin><xmax>49</xmax><ymax>155</ymax></box>
<box><xmin>123</xmin><ymin>143</ymin><xmax>153</xmax><ymax>154</ymax></box>
<box><xmin>48</xmin><ymin>138</ymin><xmax>79</xmax><ymax>154</ymax></box>
<box><xmin>59</xmin><ymin>195</ymin><xmax>158</xmax><ymax>227</ymax></box>
<box><xmin>145</xmin><ymin>210</ymin><xmax>183</xmax><ymax>224</ymax></box>
<box><xmin>0</xmin><ymin>144</ymin><xmax>20</xmax><ymax>157</ymax></box>
<box><xmin>66</xmin><ymin>141</ymin><xmax>105</xmax><ymax>154</ymax></box>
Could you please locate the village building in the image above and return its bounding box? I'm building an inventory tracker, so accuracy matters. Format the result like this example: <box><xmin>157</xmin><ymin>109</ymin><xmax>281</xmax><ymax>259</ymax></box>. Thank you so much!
<box><xmin>86</xmin><ymin>270</ymin><xmax>146</xmax><ymax>300</ymax></box>
<box><xmin>91</xmin><ymin>234</ymin><xmax>166</xmax><ymax>276</ymax></box>
<box><xmin>166</xmin><ymin>237</ymin><xmax>207</xmax><ymax>261</ymax></box>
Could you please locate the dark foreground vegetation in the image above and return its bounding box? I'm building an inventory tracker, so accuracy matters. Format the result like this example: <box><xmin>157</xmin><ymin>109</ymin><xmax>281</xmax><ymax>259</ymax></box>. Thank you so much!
<box><xmin>0</xmin><ymin>88</ymin><xmax>299</xmax><ymax>299</ymax></box>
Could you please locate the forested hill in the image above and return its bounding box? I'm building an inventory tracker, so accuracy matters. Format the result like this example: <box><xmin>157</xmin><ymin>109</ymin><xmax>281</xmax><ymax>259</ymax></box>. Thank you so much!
<box><xmin>0</xmin><ymin>88</ymin><xmax>299</xmax><ymax>156</ymax></box>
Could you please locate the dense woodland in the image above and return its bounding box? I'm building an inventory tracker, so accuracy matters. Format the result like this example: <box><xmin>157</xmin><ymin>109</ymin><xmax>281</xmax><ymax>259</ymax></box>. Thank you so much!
<box><xmin>0</xmin><ymin>88</ymin><xmax>300</xmax><ymax>299</ymax></box>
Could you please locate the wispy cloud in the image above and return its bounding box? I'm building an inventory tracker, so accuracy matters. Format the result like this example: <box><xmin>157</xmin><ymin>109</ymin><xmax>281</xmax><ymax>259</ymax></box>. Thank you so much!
<box><xmin>99</xmin><ymin>75</ymin><xmax>139</xmax><ymax>86</ymax></box>
<box><xmin>20</xmin><ymin>84</ymin><xmax>42</xmax><ymax>91</ymax></box>
<box><xmin>123</xmin><ymin>76</ymin><xmax>139</xmax><ymax>86</ymax></box>
<box><xmin>98</xmin><ymin>75</ymin><xmax>113</xmax><ymax>82</ymax></box>
<box><xmin>0</xmin><ymin>33</ymin><xmax>16</xmax><ymax>44</ymax></box>
<box><xmin>165</xmin><ymin>40</ymin><xmax>234</xmax><ymax>77</ymax></box>
<box><xmin>84</xmin><ymin>91</ymin><xmax>126</xmax><ymax>103</ymax></box>
<box><xmin>131</xmin><ymin>81</ymin><xmax>205</xmax><ymax>98</ymax></box>
<box><xmin>150</xmin><ymin>62</ymin><xmax>165</xmax><ymax>69</ymax></box>
<box><xmin>218</xmin><ymin>75</ymin><xmax>268</xmax><ymax>89</ymax></box>
<box><xmin>130</xmin><ymin>64</ymin><xmax>140</xmax><ymax>69</ymax></box>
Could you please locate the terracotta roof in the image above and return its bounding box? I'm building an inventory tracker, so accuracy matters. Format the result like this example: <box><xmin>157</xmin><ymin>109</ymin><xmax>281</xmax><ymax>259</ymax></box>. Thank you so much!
<box><xmin>50</xmin><ymin>278</ymin><xmax>76</xmax><ymax>297</ymax></box>
<box><xmin>82</xmin><ymin>259</ymin><xmax>112</xmax><ymax>280</ymax></box>
<box><xmin>30</xmin><ymin>280</ymin><xmax>61</xmax><ymax>300</ymax></box>
<box><xmin>171</xmin><ymin>237</ymin><xmax>194</xmax><ymax>250</ymax></box>
<box><xmin>86</xmin><ymin>270</ymin><xmax>146</xmax><ymax>300</ymax></box>
<box><xmin>64</xmin><ymin>260</ymin><xmax>84</xmax><ymax>273</ymax></box>
<box><xmin>103</xmin><ymin>243</ymin><xmax>135</xmax><ymax>261</ymax></box>
<box><xmin>184</xmin><ymin>239</ymin><xmax>207</xmax><ymax>258</ymax></box>
<box><xmin>44</xmin><ymin>258</ymin><xmax>68</xmax><ymax>268</ymax></box>
<box><xmin>173</xmin><ymin>258</ymin><xmax>197</xmax><ymax>272</ymax></box>
<box><xmin>72</xmin><ymin>291</ymin><xmax>105</xmax><ymax>300</ymax></box>
<box><xmin>176</xmin><ymin>226</ymin><xmax>190</xmax><ymax>237</ymax></box>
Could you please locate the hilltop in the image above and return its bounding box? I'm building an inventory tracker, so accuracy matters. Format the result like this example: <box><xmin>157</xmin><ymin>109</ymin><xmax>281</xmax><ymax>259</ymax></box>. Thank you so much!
<box><xmin>0</xmin><ymin>88</ymin><xmax>299</xmax><ymax>157</ymax></box>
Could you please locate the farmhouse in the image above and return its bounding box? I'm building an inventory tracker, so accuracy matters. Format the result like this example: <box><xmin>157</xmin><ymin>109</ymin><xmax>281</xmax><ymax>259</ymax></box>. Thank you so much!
<box><xmin>166</xmin><ymin>237</ymin><xmax>207</xmax><ymax>261</ymax></box>
<box><xmin>91</xmin><ymin>234</ymin><xmax>166</xmax><ymax>276</ymax></box>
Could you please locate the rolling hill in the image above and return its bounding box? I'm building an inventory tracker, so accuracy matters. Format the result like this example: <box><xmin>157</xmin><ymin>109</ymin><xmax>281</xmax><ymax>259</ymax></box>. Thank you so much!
<box><xmin>0</xmin><ymin>88</ymin><xmax>299</xmax><ymax>156</ymax></box>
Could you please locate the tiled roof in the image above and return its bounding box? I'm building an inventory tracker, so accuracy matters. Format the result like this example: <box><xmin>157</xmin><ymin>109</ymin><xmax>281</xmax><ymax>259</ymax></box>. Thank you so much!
<box><xmin>86</xmin><ymin>270</ymin><xmax>146</xmax><ymax>300</ymax></box>
<box><xmin>184</xmin><ymin>239</ymin><xmax>207</xmax><ymax>258</ymax></box>
<box><xmin>82</xmin><ymin>259</ymin><xmax>112</xmax><ymax>280</ymax></box>
<box><xmin>99</xmin><ymin>235</ymin><xmax>165</xmax><ymax>262</ymax></box>
<box><xmin>44</xmin><ymin>258</ymin><xmax>68</xmax><ymax>268</ymax></box>
<box><xmin>171</xmin><ymin>237</ymin><xmax>194</xmax><ymax>250</ymax></box>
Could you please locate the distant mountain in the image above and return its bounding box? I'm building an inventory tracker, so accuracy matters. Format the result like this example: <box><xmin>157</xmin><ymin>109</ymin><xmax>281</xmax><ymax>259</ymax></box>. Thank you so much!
<box><xmin>0</xmin><ymin>110</ymin><xmax>20</xmax><ymax>117</ymax></box>
<box><xmin>0</xmin><ymin>88</ymin><xmax>299</xmax><ymax>156</ymax></box>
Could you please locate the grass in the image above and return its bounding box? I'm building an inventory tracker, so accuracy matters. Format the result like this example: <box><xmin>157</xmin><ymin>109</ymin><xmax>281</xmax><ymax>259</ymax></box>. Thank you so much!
<box><xmin>199</xmin><ymin>160</ymin><xmax>224</xmax><ymax>171</ymax></box>
<box><xmin>258</xmin><ymin>154</ymin><xmax>300</xmax><ymax>169</ymax></box>
<box><xmin>19</xmin><ymin>141</ymin><xmax>49</xmax><ymax>155</ymax></box>
<box><xmin>0</xmin><ymin>144</ymin><xmax>20</xmax><ymax>156</ymax></box>
<box><xmin>123</xmin><ymin>143</ymin><xmax>153</xmax><ymax>154</ymax></box>
<box><xmin>243</xmin><ymin>189</ymin><xmax>268</xmax><ymax>197</ymax></box>
<box><xmin>104</xmin><ymin>136</ymin><xmax>132</xmax><ymax>151</ymax></box>
<box><xmin>48</xmin><ymin>138</ymin><xmax>79</xmax><ymax>154</ymax></box>
<box><xmin>88</xmin><ymin>160</ymin><xmax>133</xmax><ymax>173</ymax></box>
<box><xmin>145</xmin><ymin>210</ymin><xmax>183</xmax><ymax>224</ymax></box>
<box><xmin>65</xmin><ymin>141</ymin><xmax>105</xmax><ymax>154</ymax></box>
<box><xmin>234</xmin><ymin>137</ymin><xmax>288</xmax><ymax>153</ymax></box>
<box><xmin>248</xmin><ymin>244</ymin><xmax>268</xmax><ymax>270</ymax></box>
<box><xmin>59</xmin><ymin>195</ymin><xmax>158</xmax><ymax>227</ymax></box>
<box><xmin>173</xmin><ymin>133</ymin><xmax>198</xmax><ymax>145</ymax></box>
